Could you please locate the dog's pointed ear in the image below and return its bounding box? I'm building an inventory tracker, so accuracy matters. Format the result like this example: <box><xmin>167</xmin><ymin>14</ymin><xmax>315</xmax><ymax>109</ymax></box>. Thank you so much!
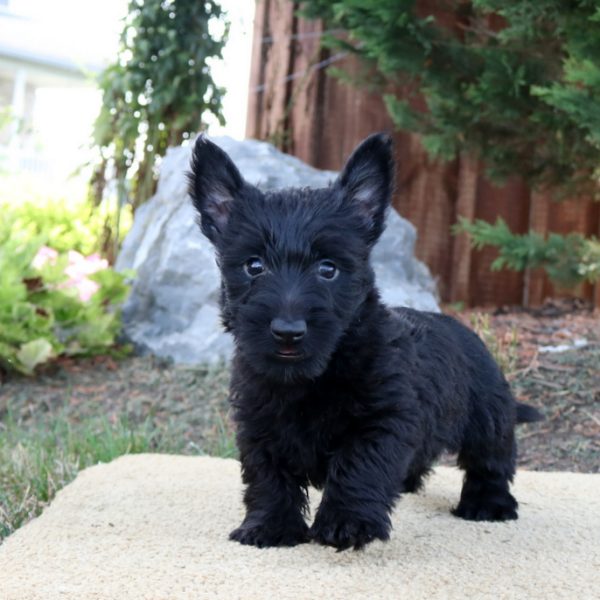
<box><xmin>187</xmin><ymin>135</ymin><xmax>245</xmax><ymax>244</ymax></box>
<box><xmin>336</xmin><ymin>133</ymin><xmax>394</xmax><ymax>244</ymax></box>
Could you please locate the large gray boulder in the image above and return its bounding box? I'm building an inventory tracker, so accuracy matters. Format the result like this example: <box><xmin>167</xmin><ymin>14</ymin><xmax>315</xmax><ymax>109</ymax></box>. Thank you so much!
<box><xmin>116</xmin><ymin>137</ymin><xmax>439</xmax><ymax>364</ymax></box>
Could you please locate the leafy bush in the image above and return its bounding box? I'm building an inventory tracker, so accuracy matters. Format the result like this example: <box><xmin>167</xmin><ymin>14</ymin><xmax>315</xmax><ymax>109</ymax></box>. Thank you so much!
<box><xmin>91</xmin><ymin>0</ymin><xmax>228</xmax><ymax>214</ymax></box>
<box><xmin>0</xmin><ymin>177</ymin><xmax>132</xmax><ymax>255</ymax></box>
<box><xmin>0</xmin><ymin>197</ymin><xmax>131</xmax><ymax>375</ymax></box>
<box><xmin>456</xmin><ymin>218</ymin><xmax>600</xmax><ymax>287</ymax></box>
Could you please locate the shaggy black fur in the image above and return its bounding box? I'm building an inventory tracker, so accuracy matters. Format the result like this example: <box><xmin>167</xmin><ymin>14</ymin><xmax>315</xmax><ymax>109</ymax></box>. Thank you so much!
<box><xmin>188</xmin><ymin>133</ymin><xmax>543</xmax><ymax>551</ymax></box>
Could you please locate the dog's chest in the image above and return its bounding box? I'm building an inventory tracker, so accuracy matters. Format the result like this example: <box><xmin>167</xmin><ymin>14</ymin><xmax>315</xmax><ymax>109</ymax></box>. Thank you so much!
<box><xmin>270</xmin><ymin>389</ymin><xmax>354</xmax><ymax>488</ymax></box>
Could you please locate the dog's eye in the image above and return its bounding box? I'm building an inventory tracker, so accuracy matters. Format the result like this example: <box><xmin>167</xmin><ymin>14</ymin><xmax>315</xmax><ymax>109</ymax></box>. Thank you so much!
<box><xmin>318</xmin><ymin>260</ymin><xmax>338</xmax><ymax>280</ymax></box>
<box><xmin>244</xmin><ymin>257</ymin><xmax>265</xmax><ymax>277</ymax></box>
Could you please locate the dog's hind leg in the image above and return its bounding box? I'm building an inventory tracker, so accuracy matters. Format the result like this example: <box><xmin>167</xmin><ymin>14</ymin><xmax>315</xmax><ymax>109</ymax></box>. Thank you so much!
<box><xmin>452</xmin><ymin>401</ymin><xmax>519</xmax><ymax>521</ymax></box>
<box><xmin>402</xmin><ymin>463</ymin><xmax>431</xmax><ymax>493</ymax></box>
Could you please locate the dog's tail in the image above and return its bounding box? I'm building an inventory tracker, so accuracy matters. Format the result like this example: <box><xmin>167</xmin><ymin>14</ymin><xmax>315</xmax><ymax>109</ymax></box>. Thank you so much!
<box><xmin>515</xmin><ymin>402</ymin><xmax>544</xmax><ymax>424</ymax></box>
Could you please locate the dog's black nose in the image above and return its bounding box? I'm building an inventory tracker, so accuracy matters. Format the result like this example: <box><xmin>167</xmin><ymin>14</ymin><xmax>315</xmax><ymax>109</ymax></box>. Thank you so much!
<box><xmin>270</xmin><ymin>318</ymin><xmax>306</xmax><ymax>344</ymax></box>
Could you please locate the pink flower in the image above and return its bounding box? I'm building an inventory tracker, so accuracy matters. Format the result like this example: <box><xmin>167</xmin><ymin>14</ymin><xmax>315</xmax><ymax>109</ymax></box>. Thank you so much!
<box><xmin>32</xmin><ymin>246</ymin><xmax>58</xmax><ymax>269</ymax></box>
<box><xmin>64</xmin><ymin>251</ymin><xmax>108</xmax><ymax>280</ymax></box>
<box><xmin>33</xmin><ymin>246</ymin><xmax>108</xmax><ymax>302</ymax></box>
<box><xmin>71</xmin><ymin>278</ymin><xmax>100</xmax><ymax>302</ymax></box>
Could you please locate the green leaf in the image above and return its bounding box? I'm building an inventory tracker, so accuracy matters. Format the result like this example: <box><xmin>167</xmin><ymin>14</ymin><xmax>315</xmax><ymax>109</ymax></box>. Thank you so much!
<box><xmin>16</xmin><ymin>339</ymin><xmax>54</xmax><ymax>374</ymax></box>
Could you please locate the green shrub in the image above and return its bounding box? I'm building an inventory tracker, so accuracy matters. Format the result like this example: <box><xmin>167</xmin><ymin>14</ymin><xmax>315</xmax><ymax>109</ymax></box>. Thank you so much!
<box><xmin>0</xmin><ymin>177</ymin><xmax>132</xmax><ymax>255</ymax></box>
<box><xmin>300</xmin><ymin>0</ymin><xmax>600</xmax><ymax>197</ymax></box>
<box><xmin>0</xmin><ymin>197</ymin><xmax>131</xmax><ymax>375</ymax></box>
<box><xmin>299</xmin><ymin>1</ymin><xmax>600</xmax><ymax>289</ymax></box>
<box><xmin>455</xmin><ymin>217</ymin><xmax>600</xmax><ymax>287</ymax></box>
<box><xmin>92</xmin><ymin>0</ymin><xmax>228</xmax><ymax>214</ymax></box>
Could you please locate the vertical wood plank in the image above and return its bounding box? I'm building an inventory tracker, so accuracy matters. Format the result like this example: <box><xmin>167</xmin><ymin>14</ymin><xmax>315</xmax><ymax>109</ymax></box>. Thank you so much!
<box><xmin>395</xmin><ymin>136</ymin><xmax>457</xmax><ymax>300</ymax></box>
<box><xmin>286</xmin><ymin>19</ymin><xmax>326</xmax><ymax>163</ymax></box>
<box><xmin>449</xmin><ymin>154</ymin><xmax>479</xmax><ymax>304</ymax></box>
<box><xmin>245</xmin><ymin>0</ymin><xmax>270</xmax><ymax>139</ymax></box>
<box><xmin>525</xmin><ymin>191</ymin><xmax>550</xmax><ymax>306</ymax></box>
<box><xmin>469</xmin><ymin>176</ymin><xmax>530</xmax><ymax>306</ymax></box>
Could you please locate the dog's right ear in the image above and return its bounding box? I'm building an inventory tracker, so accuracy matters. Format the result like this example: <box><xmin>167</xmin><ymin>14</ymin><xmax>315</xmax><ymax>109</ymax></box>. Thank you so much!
<box><xmin>187</xmin><ymin>135</ymin><xmax>245</xmax><ymax>244</ymax></box>
<box><xmin>336</xmin><ymin>132</ymin><xmax>394</xmax><ymax>246</ymax></box>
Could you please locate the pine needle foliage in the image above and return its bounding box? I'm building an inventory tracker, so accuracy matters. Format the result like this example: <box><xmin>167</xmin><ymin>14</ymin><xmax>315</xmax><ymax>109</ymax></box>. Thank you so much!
<box><xmin>455</xmin><ymin>218</ymin><xmax>600</xmax><ymax>288</ymax></box>
<box><xmin>299</xmin><ymin>1</ymin><xmax>600</xmax><ymax>286</ymax></box>
<box><xmin>300</xmin><ymin>0</ymin><xmax>600</xmax><ymax>195</ymax></box>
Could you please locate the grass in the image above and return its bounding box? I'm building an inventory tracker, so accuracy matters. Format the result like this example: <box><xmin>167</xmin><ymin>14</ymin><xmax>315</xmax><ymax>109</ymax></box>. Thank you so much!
<box><xmin>202</xmin><ymin>411</ymin><xmax>238</xmax><ymax>459</ymax></box>
<box><xmin>469</xmin><ymin>312</ymin><xmax>519</xmax><ymax>377</ymax></box>
<box><xmin>0</xmin><ymin>408</ymin><xmax>237</xmax><ymax>542</ymax></box>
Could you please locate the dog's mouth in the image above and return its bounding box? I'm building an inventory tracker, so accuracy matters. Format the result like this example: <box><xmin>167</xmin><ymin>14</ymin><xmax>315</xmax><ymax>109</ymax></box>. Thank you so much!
<box><xmin>274</xmin><ymin>347</ymin><xmax>305</xmax><ymax>362</ymax></box>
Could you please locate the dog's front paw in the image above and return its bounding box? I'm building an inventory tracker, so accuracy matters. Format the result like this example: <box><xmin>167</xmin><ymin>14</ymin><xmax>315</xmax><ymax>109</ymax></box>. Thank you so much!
<box><xmin>229</xmin><ymin>518</ymin><xmax>309</xmax><ymax>548</ymax></box>
<box><xmin>452</xmin><ymin>491</ymin><xmax>518</xmax><ymax>522</ymax></box>
<box><xmin>309</xmin><ymin>510</ymin><xmax>390</xmax><ymax>551</ymax></box>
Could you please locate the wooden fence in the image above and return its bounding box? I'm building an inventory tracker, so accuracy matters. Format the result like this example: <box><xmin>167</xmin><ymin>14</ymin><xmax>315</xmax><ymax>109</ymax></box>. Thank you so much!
<box><xmin>246</xmin><ymin>0</ymin><xmax>600</xmax><ymax>307</ymax></box>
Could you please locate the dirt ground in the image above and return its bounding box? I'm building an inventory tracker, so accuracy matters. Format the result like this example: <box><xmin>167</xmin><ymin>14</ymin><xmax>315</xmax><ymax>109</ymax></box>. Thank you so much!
<box><xmin>1</xmin><ymin>299</ymin><xmax>598</xmax><ymax>473</ymax></box>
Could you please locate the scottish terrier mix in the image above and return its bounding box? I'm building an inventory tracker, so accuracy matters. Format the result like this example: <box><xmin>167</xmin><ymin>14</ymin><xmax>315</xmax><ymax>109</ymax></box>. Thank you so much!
<box><xmin>188</xmin><ymin>133</ymin><xmax>542</xmax><ymax>551</ymax></box>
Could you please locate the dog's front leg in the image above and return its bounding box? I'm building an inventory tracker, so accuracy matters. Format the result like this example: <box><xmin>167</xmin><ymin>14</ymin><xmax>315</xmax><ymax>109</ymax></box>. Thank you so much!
<box><xmin>230</xmin><ymin>443</ymin><xmax>309</xmax><ymax>548</ymax></box>
<box><xmin>310</xmin><ymin>431</ymin><xmax>411</xmax><ymax>551</ymax></box>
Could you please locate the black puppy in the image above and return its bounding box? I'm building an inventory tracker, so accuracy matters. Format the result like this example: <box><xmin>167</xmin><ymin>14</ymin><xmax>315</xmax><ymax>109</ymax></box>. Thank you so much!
<box><xmin>188</xmin><ymin>133</ymin><xmax>542</xmax><ymax>551</ymax></box>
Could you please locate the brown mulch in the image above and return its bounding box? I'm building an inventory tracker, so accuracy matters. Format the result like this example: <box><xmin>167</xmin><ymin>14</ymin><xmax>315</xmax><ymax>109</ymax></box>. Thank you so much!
<box><xmin>1</xmin><ymin>298</ymin><xmax>598</xmax><ymax>472</ymax></box>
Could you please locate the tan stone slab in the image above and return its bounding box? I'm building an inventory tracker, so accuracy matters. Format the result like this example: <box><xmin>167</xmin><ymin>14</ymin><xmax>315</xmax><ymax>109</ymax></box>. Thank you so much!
<box><xmin>0</xmin><ymin>455</ymin><xmax>598</xmax><ymax>600</ymax></box>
